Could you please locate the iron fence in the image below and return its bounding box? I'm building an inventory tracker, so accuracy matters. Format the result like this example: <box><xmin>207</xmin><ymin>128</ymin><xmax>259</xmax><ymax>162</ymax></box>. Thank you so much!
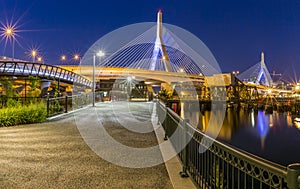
<box><xmin>46</xmin><ymin>92</ymin><xmax>97</xmax><ymax>117</ymax></box>
<box><xmin>0</xmin><ymin>92</ymin><xmax>99</xmax><ymax>117</ymax></box>
<box><xmin>157</xmin><ymin>101</ymin><xmax>300</xmax><ymax>189</ymax></box>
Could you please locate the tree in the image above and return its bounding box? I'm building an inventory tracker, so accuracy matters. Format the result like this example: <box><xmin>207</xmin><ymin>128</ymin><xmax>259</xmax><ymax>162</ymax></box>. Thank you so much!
<box><xmin>28</xmin><ymin>76</ymin><xmax>41</xmax><ymax>98</ymax></box>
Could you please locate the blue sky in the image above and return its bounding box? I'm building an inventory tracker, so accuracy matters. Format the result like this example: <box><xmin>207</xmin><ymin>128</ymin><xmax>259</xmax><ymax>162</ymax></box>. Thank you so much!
<box><xmin>1</xmin><ymin>0</ymin><xmax>300</xmax><ymax>80</ymax></box>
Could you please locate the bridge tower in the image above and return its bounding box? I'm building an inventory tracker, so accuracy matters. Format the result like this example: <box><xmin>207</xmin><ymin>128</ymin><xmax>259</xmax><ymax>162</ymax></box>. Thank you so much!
<box><xmin>256</xmin><ymin>52</ymin><xmax>273</xmax><ymax>86</ymax></box>
<box><xmin>150</xmin><ymin>10</ymin><xmax>172</xmax><ymax>72</ymax></box>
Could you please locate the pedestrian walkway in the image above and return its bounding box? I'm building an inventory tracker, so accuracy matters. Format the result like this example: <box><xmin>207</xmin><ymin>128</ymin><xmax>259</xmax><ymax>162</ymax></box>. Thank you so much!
<box><xmin>0</xmin><ymin>102</ymin><xmax>195</xmax><ymax>189</ymax></box>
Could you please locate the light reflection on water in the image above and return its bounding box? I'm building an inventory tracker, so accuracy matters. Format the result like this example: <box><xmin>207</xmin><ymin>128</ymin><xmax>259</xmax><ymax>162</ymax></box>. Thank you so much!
<box><xmin>180</xmin><ymin>102</ymin><xmax>300</xmax><ymax>166</ymax></box>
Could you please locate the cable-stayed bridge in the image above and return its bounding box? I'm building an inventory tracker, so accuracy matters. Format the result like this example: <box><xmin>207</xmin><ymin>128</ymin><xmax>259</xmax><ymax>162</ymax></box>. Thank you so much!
<box><xmin>238</xmin><ymin>52</ymin><xmax>273</xmax><ymax>87</ymax></box>
<box><xmin>0</xmin><ymin>11</ymin><xmax>295</xmax><ymax>100</ymax></box>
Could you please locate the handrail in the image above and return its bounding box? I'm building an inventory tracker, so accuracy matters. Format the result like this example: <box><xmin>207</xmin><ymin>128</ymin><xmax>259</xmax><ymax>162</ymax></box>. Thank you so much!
<box><xmin>46</xmin><ymin>92</ymin><xmax>97</xmax><ymax>117</ymax></box>
<box><xmin>157</xmin><ymin>100</ymin><xmax>300</xmax><ymax>189</ymax></box>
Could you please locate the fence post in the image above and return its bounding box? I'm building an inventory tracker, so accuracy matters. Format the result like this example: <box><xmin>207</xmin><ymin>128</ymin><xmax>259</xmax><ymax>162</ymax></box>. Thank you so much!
<box><xmin>156</xmin><ymin>101</ymin><xmax>160</xmax><ymax>125</ymax></box>
<box><xmin>180</xmin><ymin>119</ymin><xmax>189</xmax><ymax>178</ymax></box>
<box><xmin>164</xmin><ymin>104</ymin><xmax>168</xmax><ymax>141</ymax></box>
<box><xmin>47</xmin><ymin>97</ymin><xmax>50</xmax><ymax>117</ymax></box>
<box><xmin>287</xmin><ymin>163</ymin><xmax>300</xmax><ymax>189</ymax></box>
<box><xmin>65</xmin><ymin>96</ymin><xmax>68</xmax><ymax>113</ymax></box>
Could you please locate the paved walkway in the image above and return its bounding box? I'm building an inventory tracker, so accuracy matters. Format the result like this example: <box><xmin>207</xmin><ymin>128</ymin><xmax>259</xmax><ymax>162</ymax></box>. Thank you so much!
<box><xmin>0</xmin><ymin>102</ymin><xmax>195</xmax><ymax>189</ymax></box>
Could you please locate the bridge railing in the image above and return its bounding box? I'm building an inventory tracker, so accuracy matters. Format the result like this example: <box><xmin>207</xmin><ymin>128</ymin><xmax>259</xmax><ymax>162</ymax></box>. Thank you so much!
<box><xmin>0</xmin><ymin>61</ymin><xmax>92</xmax><ymax>87</ymax></box>
<box><xmin>157</xmin><ymin>101</ymin><xmax>300</xmax><ymax>189</ymax></box>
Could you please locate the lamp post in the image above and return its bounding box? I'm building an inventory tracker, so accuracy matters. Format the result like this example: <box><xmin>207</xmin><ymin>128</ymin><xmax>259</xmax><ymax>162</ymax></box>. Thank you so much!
<box><xmin>93</xmin><ymin>50</ymin><xmax>105</xmax><ymax>107</ymax></box>
<box><xmin>61</xmin><ymin>55</ymin><xmax>66</xmax><ymax>61</ymax></box>
<box><xmin>232</xmin><ymin>70</ymin><xmax>239</xmax><ymax>75</ymax></box>
<box><xmin>37</xmin><ymin>56</ymin><xmax>42</xmax><ymax>63</ymax></box>
<box><xmin>74</xmin><ymin>54</ymin><xmax>80</xmax><ymax>61</ymax></box>
<box><xmin>4</xmin><ymin>27</ymin><xmax>15</xmax><ymax>61</ymax></box>
<box><xmin>61</xmin><ymin>55</ymin><xmax>67</xmax><ymax>65</ymax></box>
<box><xmin>31</xmin><ymin>50</ymin><xmax>37</xmax><ymax>62</ymax></box>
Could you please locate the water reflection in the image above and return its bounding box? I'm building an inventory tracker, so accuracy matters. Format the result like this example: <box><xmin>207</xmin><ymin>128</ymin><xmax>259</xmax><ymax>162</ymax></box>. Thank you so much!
<box><xmin>257</xmin><ymin>111</ymin><xmax>269</xmax><ymax>150</ymax></box>
<box><xmin>287</xmin><ymin>113</ymin><xmax>293</xmax><ymax>127</ymax></box>
<box><xmin>180</xmin><ymin>102</ymin><xmax>300</xmax><ymax>165</ymax></box>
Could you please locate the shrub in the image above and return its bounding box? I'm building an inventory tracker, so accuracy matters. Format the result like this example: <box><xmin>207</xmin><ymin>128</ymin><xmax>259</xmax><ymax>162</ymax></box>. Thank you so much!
<box><xmin>0</xmin><ymin>102</ymin><xmax>47</xmax><ymax>127</ymax></box>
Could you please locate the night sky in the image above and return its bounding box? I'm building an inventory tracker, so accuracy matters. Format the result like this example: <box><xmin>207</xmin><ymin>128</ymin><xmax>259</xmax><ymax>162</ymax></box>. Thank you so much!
<box><xmin>1</xmin><ymin>0</ymin><xmax>300</xmax><ymax>80</ymax></box>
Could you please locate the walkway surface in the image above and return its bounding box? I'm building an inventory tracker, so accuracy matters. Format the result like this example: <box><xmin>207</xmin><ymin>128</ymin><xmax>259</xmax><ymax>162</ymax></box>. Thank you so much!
<box><xmin>0</xmin><ymin>102</ymin><xmax>195</xmax><ymax>189</ymax></box>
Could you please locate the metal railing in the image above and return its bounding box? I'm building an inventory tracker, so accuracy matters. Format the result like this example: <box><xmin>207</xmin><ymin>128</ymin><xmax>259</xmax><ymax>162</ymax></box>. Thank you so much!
<box><xmin>0</xmin><ymin>61</ymin><xmax>92</xmax><ymax>87</ymax></box>
<box><xmin>157</xmin><ymin>101</ymin><xmax>300</xmax><ymax>189</ymax></box>
<box><xmin>0</xmin><ymin>92</ymin><xmax>101</xmax><ymax>117</ymax></box>
<box><xmin>46</xmin><ymin>92</ymin><xmax>100</xmax><ymax>117</ymax></box>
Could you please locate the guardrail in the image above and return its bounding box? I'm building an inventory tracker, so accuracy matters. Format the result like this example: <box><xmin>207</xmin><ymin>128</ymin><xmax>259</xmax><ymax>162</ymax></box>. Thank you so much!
<box><xmin>157</xmin><ymin>101</ymin><xmax>300</xmax><ymax>189</ymax></box>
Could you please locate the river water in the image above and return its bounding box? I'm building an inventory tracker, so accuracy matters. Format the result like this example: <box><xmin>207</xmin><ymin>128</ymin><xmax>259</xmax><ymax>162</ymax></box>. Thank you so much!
<box><xmin>180</xmin><ymin>102</ymin><xmax>300</xmax><ymax>166</ymax></box>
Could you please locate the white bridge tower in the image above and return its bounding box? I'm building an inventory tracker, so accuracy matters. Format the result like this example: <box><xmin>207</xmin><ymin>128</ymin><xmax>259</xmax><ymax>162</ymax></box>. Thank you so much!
<box><xmin>150</xmin><ymin>10</ymin><xmax>172</xmax><ymax>72</ymax></box>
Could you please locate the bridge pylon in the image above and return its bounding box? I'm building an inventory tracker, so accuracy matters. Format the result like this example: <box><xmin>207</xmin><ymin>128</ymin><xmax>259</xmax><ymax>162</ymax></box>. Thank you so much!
<box><xmin>150</xmin><ymin>10</ymin><xmax>172</xmax><ymax>72</ymax></box>
<box><xmin>256</xmin><ymin>52</ymin><xmax>273</xmax><ymax>86</ymax></box>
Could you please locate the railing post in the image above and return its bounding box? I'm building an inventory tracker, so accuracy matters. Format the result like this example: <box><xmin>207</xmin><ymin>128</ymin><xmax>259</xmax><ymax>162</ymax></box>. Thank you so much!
<box><xmin>65</xmin><ymin>96</ymin><xmax>68</xmax><ymax>113</ymax></box>
<box><xmin>47</xmin><ymin>97</ymin><xmax>50</xmax><ymax>117</ymax></box>
<box><xmin>180</xmin><ymin>119</ymin><xmax>189</xmax><ymax>178</ymax></box>
<box><xmin>156</xmin><ymin>101</ymin><xmax>160</xmax><ymax>125</ymax></box>
<box><xmin>164</xmin><ymin>104</ymin><xmax>168</xmax><ymax>141</ymax></box>
<box><xmin>287</xmin><ymin>163</ymin><xmax>300</xmax><ymax>189</ymax></box>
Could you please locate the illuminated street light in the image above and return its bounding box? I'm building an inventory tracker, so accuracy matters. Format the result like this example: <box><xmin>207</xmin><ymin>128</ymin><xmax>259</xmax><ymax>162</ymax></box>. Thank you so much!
<box><xmin>74</xmin><ymin>54</ymin><xmax>80</xmax><ymax>61</ymax></box>
<box><xmin>93</xmin><ymin>50</ymin><xmax>105</xmax><ymax>107</ymax></box>
<box><xmin>31</xmin><ymin>50</ymin><xmax>37</xmax><ymax>62</ymax></box>
<box><xmin>5</xmin><ymin>28</ymin><xmax>13</xmax><ymax>35</ymax></box>
<box><xmin>61</xmin><ymin>55</ymin><xmax>66</xmax><ymax>62</ymax></box>
<box><xmin>232</xmin><ymin>71</ymin><xmax>240</xmax><ymax>75</ymax></box>
<box><xmin>96</xmin><ymin>50</ymin><xmax>105</xmax><ymax>57</ymax></box>
<box><xmin>37</xmin><ymin>56</ymin><xmax>42</xmax><ymax>63</ymax></box>
<box><xmin>2</xmin><ymin>26</ymin><xmax>15</xmax><ymax>60</ymax></box>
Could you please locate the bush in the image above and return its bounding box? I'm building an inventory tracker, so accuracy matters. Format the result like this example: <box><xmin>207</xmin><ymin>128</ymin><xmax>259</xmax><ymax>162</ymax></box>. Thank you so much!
<box><xmin>0</xmin><ymin>102</ymin><xmax>47</xmax><ymax>127</ymax></box>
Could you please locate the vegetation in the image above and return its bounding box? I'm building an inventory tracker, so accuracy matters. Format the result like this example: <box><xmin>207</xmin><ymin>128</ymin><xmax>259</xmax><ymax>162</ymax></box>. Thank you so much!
<box><xmin>0</xmin><ymin>102</ymin><xmax>47</xmax><ymax>127</ymax></box>
<box><xmin>48</xmin><ymin>79</ymin><xmax>61</xmax><ymax>114</ymax></box>
<box><xmin>28</xmin><ymin>76</ymin><xmax>41</xmax><ymax>98</ymax></box>
<box><xmin>0</xmin><ymin>77</ymin><xmax>19</xmax><ymax>107</ymax></box>
<box><xmin>158</xmin><ymin>88</ymin><xmax>173</xmax><ymax>101</ymax></box>
<box><xmin>0</xmin><ymin>76</ymin><xmax>47</xmax><ymax>127</ymax></box>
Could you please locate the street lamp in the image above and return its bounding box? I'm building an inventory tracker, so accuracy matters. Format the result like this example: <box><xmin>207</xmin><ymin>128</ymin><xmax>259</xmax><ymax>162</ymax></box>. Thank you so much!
<box><xmin>37</xmin><ymin>56</ymin><xmax>42</xmax><ymax>63</ymax></box>
<box><xmin>93</xmin><ymin>50</ymin><xmax>105</xmax><ymax>107</ymax></box>
<box><xmin>3</xmin><ymin>27</ymin><xmax>15</xmax><ymax>60</ymax></box>
<box><xmin>74</xmin><ymin>54</ymin><xmax>80</xmax><ymax>61</ymax></box>
<box><xmin>31</xmin><ymin>50</ymin><xmax>37</xmax><ymax>62</ymax></box>
<box><xmin>232</xmin><ymin>71</ymin><xmax>239</xmax><ymax>75</ymax></box>
<box><xmin>61</xmin><ymin>55</ymin><xmax>66</xmax><ymax>64</ymax></box>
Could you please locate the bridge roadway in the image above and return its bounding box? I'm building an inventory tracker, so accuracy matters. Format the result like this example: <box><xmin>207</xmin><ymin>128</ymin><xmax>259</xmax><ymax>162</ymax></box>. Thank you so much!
<box><xmin>61</xmin><ymin>66</ymin><xmax>205</xmax><ymax>84</ymax></box>
<box><xmin>62</xmin><ymin>65</ymin><xmax>293</xmax><ymax>95</ymax></box>
<box><xmin>0</xmin><ymin>101</ymin><xmax>195</xmax><ymax>189</ymax></box>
